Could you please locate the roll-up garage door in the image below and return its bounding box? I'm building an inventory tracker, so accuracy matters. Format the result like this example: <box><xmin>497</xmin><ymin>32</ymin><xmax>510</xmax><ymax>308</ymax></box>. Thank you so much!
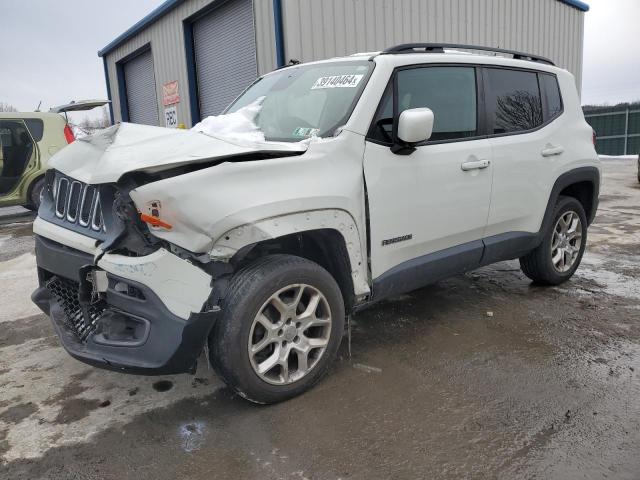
<box><xmin>193</xmin><ymin>0</ymin><xmax>258</xmax><ymax>118</ymax></box>
<box><xmin>123</xmin><ymin>49</ymin><xmax>159</xmax><ymax>125</ymax></box>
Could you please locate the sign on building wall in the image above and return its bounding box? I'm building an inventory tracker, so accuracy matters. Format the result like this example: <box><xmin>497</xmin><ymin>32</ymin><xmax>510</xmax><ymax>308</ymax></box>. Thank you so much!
<box><xmin>164</xmin><ymin>105</ymin><xmax>178</xmax><ymax>128</ymax></box>
<box><xmin>162</xmin><ymin>81</ymin><xmax>180</xmax><ymax>106</ymax></box>
<box><xmin>162</xmin><ymin>80</ymin><xmax>180</xmax><ymax>128</ymax></box>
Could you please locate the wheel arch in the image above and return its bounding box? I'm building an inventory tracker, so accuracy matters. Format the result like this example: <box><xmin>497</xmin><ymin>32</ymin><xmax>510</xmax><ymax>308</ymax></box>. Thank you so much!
<box><xmin>209</xmin><ymin>210</ymin><xmax>371</xmax><ymax>310</ymax></box>
<box><xmin>542</xmin><ymin>167</ymin><xmax>600</xmax><ymax>234</ymax></box>
<box><xmin>235</xmin><ymin>229</ymin><xmax>357</xmax><ymax>313</ymax></box>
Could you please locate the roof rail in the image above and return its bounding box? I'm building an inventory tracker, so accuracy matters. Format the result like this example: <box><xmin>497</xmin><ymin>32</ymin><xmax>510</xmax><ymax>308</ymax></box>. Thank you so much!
<box><xmin>380</xmin><ymin>43</ymin><xmax>555</xmax><ymax>66</ymax></box>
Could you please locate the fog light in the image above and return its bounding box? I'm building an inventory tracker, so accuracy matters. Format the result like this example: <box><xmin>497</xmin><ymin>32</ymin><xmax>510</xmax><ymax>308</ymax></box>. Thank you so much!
<box><xmin>113</xmin><ymin>281</ymin><xmax>145</xmax><ymax>300</ymax></box>
<box><xmin>93</xmin><ymin>310</ymin><xmax>150</xmax><ymax>347</ymax></box>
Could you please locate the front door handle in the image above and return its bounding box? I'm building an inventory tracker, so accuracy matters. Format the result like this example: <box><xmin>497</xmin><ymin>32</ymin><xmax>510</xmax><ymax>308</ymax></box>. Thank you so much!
<box><xmin>461</xmin><ymin>159</ymin><xmax>491</xmax><ymax>171</ymax></box>
<box><xmin>541</xmin><ymin>144</ymin><xmax>564</xmax><ymax>157</ymax></box>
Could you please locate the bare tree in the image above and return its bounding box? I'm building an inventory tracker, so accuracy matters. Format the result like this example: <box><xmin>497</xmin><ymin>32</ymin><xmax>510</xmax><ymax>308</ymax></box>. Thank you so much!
<box><xmin>583</xmin><ymin>100</ymin><xmax>640</xmax><ymax>111</ymax></box>
<box><xmin>495</xmin><ymin>90</ymin><xmax>543</xmax><ymax>132</ymax></box>
<box><xmin>71</xmin><ymin>106</ymin><xmax>112</xmax><ymax>137</ymax></box>
<box><xmin>0</xmin><ymin>102</ymin><xmax>18</xmax><ymax>112</ymax></box>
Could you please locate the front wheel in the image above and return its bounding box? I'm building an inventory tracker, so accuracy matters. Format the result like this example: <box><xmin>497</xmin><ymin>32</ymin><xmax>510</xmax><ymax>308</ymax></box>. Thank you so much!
<box><xmin>519</xmin><ymin>196</ymin><xmax>588</xmax><ymax>285</ymax></box>
<box><xmin>209</xmin><ymin>255</ymin><xmax>345</xmax><ymax>404</ymax></box>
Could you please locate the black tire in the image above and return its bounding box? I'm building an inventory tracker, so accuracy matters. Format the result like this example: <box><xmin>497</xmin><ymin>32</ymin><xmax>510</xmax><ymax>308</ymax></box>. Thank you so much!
<box><xmin>25</xmin><ymin>177</ymin><xmax>45</xmax><ymax>211</ymax></box>
<box><xmin>209</xmin><ymin>254</ymin><xmax>345</xmax><ymax>404</ymax></box>
<box><xmin>519</xmin><ymin>195</ymin><xmax>588</xmax><ymax>285</ymax></box>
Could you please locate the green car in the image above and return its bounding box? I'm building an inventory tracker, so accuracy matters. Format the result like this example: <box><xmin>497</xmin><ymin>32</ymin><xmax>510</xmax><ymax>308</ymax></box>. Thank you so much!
<box><xmin>0</xmin><ymin>100</ymin><xmax>109</xmax><ymax>210</ymax></box>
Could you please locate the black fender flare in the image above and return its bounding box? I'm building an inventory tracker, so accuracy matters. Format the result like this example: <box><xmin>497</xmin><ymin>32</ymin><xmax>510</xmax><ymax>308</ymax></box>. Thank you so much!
<box><xmin>539</xmin><ymin>166</ymin><xmax>600</xmax><ymax>237</ymax></box>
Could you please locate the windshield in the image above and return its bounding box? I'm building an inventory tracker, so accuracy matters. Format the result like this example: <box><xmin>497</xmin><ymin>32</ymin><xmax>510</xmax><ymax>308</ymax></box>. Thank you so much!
<box><xmin>226</xmin><ymin>60</ymin><xmax>373</xmax><ymax>142</ymax></box>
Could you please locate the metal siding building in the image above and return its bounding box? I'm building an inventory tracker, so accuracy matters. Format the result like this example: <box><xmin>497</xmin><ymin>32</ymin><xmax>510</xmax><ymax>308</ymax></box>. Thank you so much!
<box><xmin>100</xmin><ymin>0</ymin><xmax>589</xmax><ymax>128</ymax></box>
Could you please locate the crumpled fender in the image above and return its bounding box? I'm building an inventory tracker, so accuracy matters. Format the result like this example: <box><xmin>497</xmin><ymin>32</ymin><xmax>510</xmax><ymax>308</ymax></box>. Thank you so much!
<box><xmin>210</xmin><ymin>209</ymin><xmax>370</xmax><ymax>297</ymax></box>
<box><xmin>128</xmin><ymin>131</ymin><xmax>371</xmax><ymax>296</ymax></box>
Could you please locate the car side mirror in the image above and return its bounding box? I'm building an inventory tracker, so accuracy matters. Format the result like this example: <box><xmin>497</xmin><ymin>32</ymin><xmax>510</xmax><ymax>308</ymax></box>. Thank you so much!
<box><xmin>392</xmin><ymin>108</ymin><xmax>434</xmax><ymax>155</ymax></box>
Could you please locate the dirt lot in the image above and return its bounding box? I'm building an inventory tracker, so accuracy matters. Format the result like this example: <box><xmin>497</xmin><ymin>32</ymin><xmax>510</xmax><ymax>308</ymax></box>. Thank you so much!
<box><xmin>0</xmin><ymin>158</ymin><xmax>638</xmax><ymax>480</ymax></box>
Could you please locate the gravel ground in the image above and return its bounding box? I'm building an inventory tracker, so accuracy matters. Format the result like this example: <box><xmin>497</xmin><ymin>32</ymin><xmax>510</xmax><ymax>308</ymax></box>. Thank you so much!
<box><xmin>0</xmin><ymin>157</ymin><xmax>638</xmax><ymax>480</ymax></box>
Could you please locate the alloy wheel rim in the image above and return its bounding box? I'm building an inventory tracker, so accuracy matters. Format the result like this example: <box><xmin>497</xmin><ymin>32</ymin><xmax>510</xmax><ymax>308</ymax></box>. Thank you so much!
<box><xmin>248</xmin><ymin>284</ymin><xmax>332</xmax><ymax>385</ymax></box>
<box><xmin>551</xmin><ymin>210</ymin><xmax>582</xmax><ymax>273</ymax></box>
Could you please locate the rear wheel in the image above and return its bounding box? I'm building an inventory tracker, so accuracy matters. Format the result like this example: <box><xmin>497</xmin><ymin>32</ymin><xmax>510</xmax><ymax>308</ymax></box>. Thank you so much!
<box><xmin>519</xmin><ymin>196</ymin><xmax>588</xmax><ymax>285</ymax></box>
<box><xmin>25</xmin><ymin>177</ymin><xmax>45</xmax><ymax>211</ymax></box>
<box><xmin>209</xmin><ymin>254</ymin><xmax>345</xmax><ymax>404</ymax></box>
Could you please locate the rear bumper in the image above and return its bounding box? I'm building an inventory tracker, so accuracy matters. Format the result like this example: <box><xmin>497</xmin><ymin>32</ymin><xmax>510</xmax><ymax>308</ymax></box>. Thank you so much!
<box><xmin>32</xmin><ymin>234</ymin><xmax>218</xmax><ymax>375</ymax></box>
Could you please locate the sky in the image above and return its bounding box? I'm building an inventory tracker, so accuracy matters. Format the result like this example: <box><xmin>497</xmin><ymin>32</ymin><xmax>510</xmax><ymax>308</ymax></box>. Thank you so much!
<box><xmin>0</xmin><ymin>0</ymin><xmax>638</xmax><ymax>116</ymax></box>
<box><xmin>581</xmin><ymin>0</ymin><xmax>640</xmax><ymax>105</ymax></box>
<box><xmin>0</xmin><ymin>0</ymin><xmax>164</xmax><ymax>116</ymax></box>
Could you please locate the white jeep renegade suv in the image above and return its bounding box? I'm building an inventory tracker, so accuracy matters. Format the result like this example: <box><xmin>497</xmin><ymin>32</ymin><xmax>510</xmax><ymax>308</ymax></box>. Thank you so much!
<box><xmin>32</xmin><ymin>44</ymin><xmax>600</xmax><ymax>403</ymax></box>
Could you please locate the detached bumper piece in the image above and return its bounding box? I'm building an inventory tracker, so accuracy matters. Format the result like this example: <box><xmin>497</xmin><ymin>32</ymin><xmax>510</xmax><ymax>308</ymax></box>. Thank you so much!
<box><xmin>32</xmin><ymin>236</ymin><xmax>219</xmax><ymax>375</ymax></box>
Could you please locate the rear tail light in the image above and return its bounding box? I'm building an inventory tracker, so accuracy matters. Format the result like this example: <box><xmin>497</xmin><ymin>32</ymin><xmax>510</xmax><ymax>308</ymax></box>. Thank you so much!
<box><xmin>592</xmin><ymin>129</ymin><xmax>597</xmax><ymax>147</ymax></box>
<box><xmin>64</xmin><ymin>124</ymin><xmax>75</xmax><ymax>144</ymax></box>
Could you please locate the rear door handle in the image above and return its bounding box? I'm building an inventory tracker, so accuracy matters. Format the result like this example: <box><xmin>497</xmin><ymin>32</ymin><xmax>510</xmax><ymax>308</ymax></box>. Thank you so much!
<box><xmin>541</xmin><ymin>145</ymin><xmax>564</xmax><ymax>157</ymax></box>
<box><xmin>461</xmin><ymin>159</ymin><xmax>491</xmax><ymax>171</ymax></box>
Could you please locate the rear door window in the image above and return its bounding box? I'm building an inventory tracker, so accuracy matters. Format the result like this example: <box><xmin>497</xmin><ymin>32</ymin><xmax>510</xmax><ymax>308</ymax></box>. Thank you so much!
<box><xmin>24</xmin><ymin>118</ymin><xmax>44</xmax><ymax>142</ymax></box>
<box><xmin>485</xmin><ymin>68</ymin><xmax>543</xmax><ymax>134</ymax></box>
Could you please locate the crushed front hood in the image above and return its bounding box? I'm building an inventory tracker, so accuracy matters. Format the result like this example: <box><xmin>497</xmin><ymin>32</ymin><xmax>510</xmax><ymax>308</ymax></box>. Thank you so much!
<box><xmin>49</xmin><ymin>122</ymin><xmax>308</xmax><ymax>184</ymax></box>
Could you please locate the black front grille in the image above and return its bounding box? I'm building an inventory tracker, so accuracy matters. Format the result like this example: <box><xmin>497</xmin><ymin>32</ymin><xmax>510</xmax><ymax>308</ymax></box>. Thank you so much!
<box><xmin>39</xmin><ymin>170</ymin><xmax>117</xmax><ymax>243</ymax></box>
<box><xmin>47</xmin><ymin>277</ymin><xmax>105</xmax><ymax>342</ymax></box>
<box><xmin>52</xmin><ymin>175</ymin><xmax>104</xmax><ymax>233</ymax></box>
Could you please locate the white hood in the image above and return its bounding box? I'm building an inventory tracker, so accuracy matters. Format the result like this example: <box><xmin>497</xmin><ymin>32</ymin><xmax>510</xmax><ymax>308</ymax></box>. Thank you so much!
<box><xmin>49</xmin><ymin>122</ymin><xmax>307</xmax><ymax>184</ymax></box>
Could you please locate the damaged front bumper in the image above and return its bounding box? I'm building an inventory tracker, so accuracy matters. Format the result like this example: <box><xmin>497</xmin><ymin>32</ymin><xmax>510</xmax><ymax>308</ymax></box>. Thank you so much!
<box><xmin>31</xmin><ymin>233</ymin><xmax>218</xmax><ymax>375</ymax></box>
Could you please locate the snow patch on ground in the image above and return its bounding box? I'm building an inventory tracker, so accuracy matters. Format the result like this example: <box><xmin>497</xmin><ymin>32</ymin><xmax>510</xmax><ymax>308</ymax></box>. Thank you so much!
<box><xmin>0</xmin><ymin>336</ymin><xmax>220</xmax><ymax>461</ymax></box>
<box><xmin>0</xmin><ymin>252</ymin><xmax>40</xmax><ymax>322</ymax></box>
<box><xmin>599</xmin><ymin>155</ymin><xmax>639</xmax><ymax>160</ymax></box>
<box><xmin>574</xmin><ymin>252</ymin><xmax>640</xmax><ymax>300</ymax></box>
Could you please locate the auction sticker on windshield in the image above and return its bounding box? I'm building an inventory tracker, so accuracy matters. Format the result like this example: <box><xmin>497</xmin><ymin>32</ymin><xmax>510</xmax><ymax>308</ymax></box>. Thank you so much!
<box><xmin>311</xmin><ymin>74</ymin><xmax>364</xmax><ymax>89</ymax></box>
<box><xmin>293</xmin><ymin>127</ymin><xmax>319</xmax><ymax>137</ymax></box>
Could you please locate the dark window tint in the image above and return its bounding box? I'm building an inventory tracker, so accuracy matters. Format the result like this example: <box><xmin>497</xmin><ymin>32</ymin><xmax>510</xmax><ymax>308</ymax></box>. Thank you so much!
<box><xmin>540</xmin><ymin>74</ymin><xmax>562</xmax><ymax>120</ymax></box>
<box><xmin>486</xmin><ymin>68</ymin><xmax>543</xmax><ymax>134</ymax></box>
<box><xmin>398</xmin><ymin>67</ymin><xmax>477</xmax><ymax>141</ymax></box>
<box><xmin>370</xmin><ymin>66</ymin><xmax>477</xmax><ymax>143</ymax></box>
<box><xmin>0</xmin><ymin>120</ymin><xmax>35</xmax><ymax>194</ymax></box>
<box><xmin>24</xmin><ymin>119</ymin><xmax>44</xmax><ymax>142</ymax></box>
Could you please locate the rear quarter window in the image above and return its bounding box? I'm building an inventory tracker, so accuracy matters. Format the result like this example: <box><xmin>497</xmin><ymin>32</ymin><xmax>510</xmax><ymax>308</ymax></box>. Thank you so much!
<box><xmin>24</xmin><ymin>118</ymin><xmax>44</xmax><ymax>142</ymax></box>
<box><xmin>540</xmin><ymin>73</ymin><xmax>563</xmax><ymax>121</ymax></box>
